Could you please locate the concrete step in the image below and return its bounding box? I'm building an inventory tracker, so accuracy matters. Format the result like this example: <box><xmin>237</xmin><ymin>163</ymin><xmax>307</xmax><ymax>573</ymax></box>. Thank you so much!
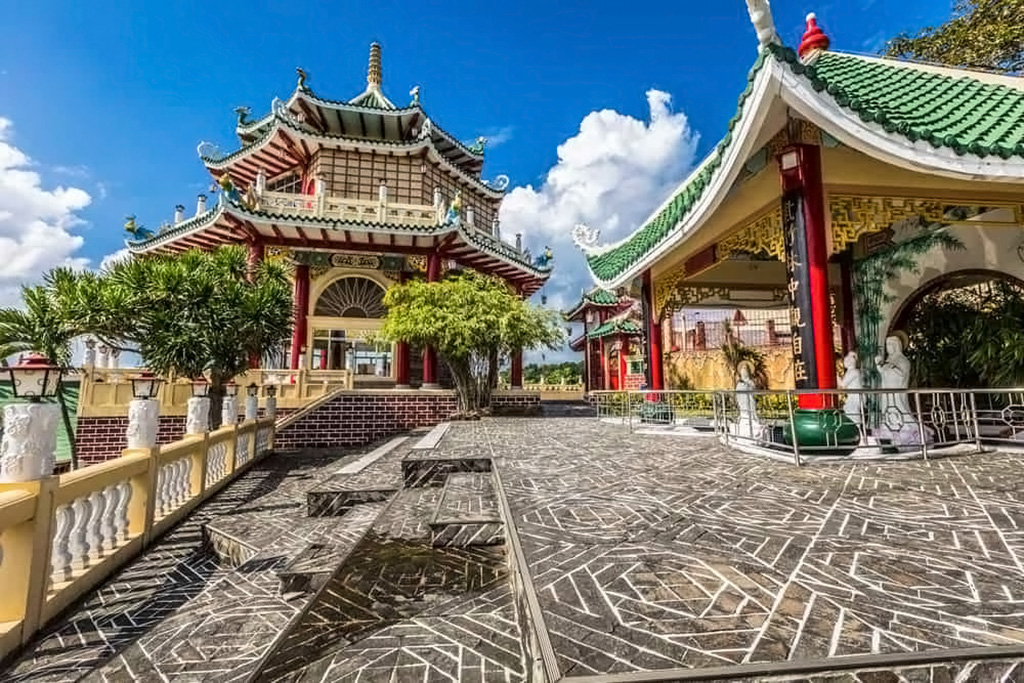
<box><xmin>305</xmin><ymin>436</ymin><xmax>413</xmax><ymax>516</ymax></box>
<box><xmin>277</xmin><ymin>542</ymin><xmax>346</xmax><ymax>597</ymax></box>
<box><xmin>429</xmin><ymin>472</ymin><xmax>504</xmax><ymax>547</ymax></box>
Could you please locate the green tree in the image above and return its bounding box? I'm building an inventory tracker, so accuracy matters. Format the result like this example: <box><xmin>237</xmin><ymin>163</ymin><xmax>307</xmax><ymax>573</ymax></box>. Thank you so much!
<box><xmin>884</xmin><ymin>0</ymin><xmax>1024</xmax><ymax>74</ymax></box>
<box><xmin>720</xmin><ymin>319</ymin><xmax>769</xmax><ymax>389</ymax></box>
<box><xmin>0</xmin><ymin>281</ymin><xmax>81</xmax><ymax>468</ymax></box>
<box><xmin>58</xmin><ymin>246</ymin><xmax>293</xmax><ymax>428</ymax></box>
<box><xmin>380</xmin><ymin>271</ymin><xmax>564</xmax><ymax>415</ymax></box>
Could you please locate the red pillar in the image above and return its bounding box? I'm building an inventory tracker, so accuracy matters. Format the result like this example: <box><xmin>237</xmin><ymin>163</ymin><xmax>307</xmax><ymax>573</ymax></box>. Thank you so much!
<box><xmin>618</xmin><ymin>335</ymin><xmax>629</xmax><ymax>391</ymax></box>
<box><xmin>778</xmin><ymin>143</ymin><xmax>837</xmax><ymax>408</ymax></box>
<box><xmin>395</xmin><ymin>271</ymin><xmax>411</xmax><ymax>387</ymax></box>
<box><xmin>421</xmin><ymin>253</ymin><xmax>442</xmax><ymax>388</ymax></box>
<box><xmin>600</xmin><ymin>337</ymin><xmax>608</xmax><ymax>390</ymax></box>
<box><xmin>289</xmin><ymin>263</ymin><xmax>310</xmax><ymax>370</ymax></box>
<box><xmin>642</xmin><ymin>271</ymin><xmax>664</xmax><ymax>390</ymax></box>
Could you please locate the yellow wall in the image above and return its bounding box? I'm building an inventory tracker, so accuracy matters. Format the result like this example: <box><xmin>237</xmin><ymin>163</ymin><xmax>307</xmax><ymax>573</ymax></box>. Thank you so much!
<box><xmin>667</xmin><ymin>347</ymin><xmax>794</xmax><ymax>391</ymax></box>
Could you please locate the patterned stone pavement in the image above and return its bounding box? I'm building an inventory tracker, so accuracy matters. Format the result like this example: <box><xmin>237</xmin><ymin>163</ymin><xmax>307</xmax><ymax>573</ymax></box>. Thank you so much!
<box><xmin>454</xmin><ymin>418</ymin><xmax>1024</xmax><ymax>679</ymax></box>
<box><xmin>6</xmin><ymin>415</ymin><xmax>1024</xmax><ymax>682</ymax></box>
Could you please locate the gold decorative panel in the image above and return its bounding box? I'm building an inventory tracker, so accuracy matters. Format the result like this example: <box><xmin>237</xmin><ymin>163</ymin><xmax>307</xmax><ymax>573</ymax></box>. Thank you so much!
<box><xmin>717</xmin><ymin>208</ymin><xmax>784</xmax><ymax>261</ymax></box>
<box><xmin>829</xmin><ymin>195</ymin><xmax>946</xmax><ymax>255</ymax></box>
<box><xmin>653</xmin><ymin>269</ymin><xmax>686</xmax><ymax>319</ymax></box>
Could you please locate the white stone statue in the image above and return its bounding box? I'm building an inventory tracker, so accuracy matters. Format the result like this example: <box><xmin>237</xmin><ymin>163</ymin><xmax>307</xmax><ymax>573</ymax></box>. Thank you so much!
<box><xmin>746</xmin><ymin>0</ymin><xmax>779</xmax><ymax>47</ymax></box>
<box><xmin>838</xmin><ymin>351</ymin><xmax>863</xmax><ymax>426</ymax></box>
<box><xmin>735</xmin><ymin>361</ymin><xmax>762</xmax><ymax>438</ymax></box>
<box><xmin>874</xmin><ymin>334</ymin><xmax>931</xmax><ymax>446</ymax></box>
<box><xmin>83</xmin><ymin>339</ymin><xmax>97</xmax><ymax>370</ymax></box>
<box><xmin>186</xmin><ymin>397</ymin><xmax>210</xmax><ymax>435</ymax></box>
<box><xmin>126</xmin><ymin>398</ymin><xmax>159</xmax><ymax>450</ymax></box>
<box><xmin>0</xmin><ymin>403</ymin><xmax>60</xmax><ymax>482</ymax></box>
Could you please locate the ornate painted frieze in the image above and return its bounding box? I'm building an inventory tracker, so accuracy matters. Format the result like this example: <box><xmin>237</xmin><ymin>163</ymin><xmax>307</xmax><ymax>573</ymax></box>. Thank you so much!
<box><xmin>829</xmin><ymin>196</ymin><xmax>946</xmax><ymax>255</ymax></box>
<box><xmin>716</xmin><ymin>208</ymin><xmax>785</xmax><ymax>261</ymax></box>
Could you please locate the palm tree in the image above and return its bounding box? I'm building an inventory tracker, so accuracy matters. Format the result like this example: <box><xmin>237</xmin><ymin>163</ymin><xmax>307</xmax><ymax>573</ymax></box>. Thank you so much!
<box><xmin>0</xmin><ymin>284</ymin><xmax>81</xmax><ymax>469</ymax></box>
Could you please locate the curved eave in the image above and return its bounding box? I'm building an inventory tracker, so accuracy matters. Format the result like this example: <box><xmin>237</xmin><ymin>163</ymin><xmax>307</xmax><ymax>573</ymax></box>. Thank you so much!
<box><xmin>203</xmin><ymin>115</ymin><xmax>503</xmax><ymax>200</ymax></box>
<box><xmin>568</xmin><ymin>334</ymin><xmax>587</xmax><ymax>351</ymax></box>
<box><xmin>580</xmin><ymin>46</ymin><xmax>1024</xmax><ymax>290</ymax></box>
<box><xmin>127</xmin><ymin>203</ymin><xmax>548</xmax><ymax>294</ymax></box>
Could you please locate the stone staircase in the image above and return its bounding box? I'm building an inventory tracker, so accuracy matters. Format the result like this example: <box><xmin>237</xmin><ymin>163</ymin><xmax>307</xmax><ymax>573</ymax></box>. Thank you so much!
<box><xmin>429</xmin><ymin>472</ymin><xmax>504</xmax><ymax>547</ymax></box>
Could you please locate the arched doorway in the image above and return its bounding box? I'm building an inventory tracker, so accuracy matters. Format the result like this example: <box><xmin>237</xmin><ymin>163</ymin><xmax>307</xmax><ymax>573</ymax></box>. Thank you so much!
<box><xmin>889</xmin><ymin>269</ymin><xmax>1024</xmax><ymax>387</ymax></box>
<box><xmin>309</xmin><ymin>276</ymin><xmax>392</xmax><ymax>379</ymax></box>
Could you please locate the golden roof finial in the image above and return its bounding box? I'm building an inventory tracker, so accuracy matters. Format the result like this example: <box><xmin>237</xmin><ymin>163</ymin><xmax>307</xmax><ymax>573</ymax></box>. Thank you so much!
<box><xmin>368</xmin><ymin>42</ymin><xmax>382</xmax><ymax>88</ymax></box>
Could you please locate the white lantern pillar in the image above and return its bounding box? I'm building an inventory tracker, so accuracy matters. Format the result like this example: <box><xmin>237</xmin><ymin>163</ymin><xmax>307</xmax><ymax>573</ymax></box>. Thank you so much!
<box><xmin>0</xmin><ymin>403</ymin><xmax>60</xmax><ymax>482</ymax></box>
<box><xmin>109</xmin><ymin>349</ymin><xmax>121</xmax><ymax>369</ymax></box>
<box><xmin>265</xmin><ymin>395</ymin><xmax>278</xmax><ymax>419</ymax></box>
<box><xmin>97</xmin><ymin>344</ymin><xmax>109</xmax><ymax>369</ymax></box>
<box><xmin>186</xmin><ymin>398</ymin><xmax>210</xmax><ymax>435</ymax></box>
<box><xmin>126</xmin><ymin>399</ymin><xmax>159</xmax><ymax>450</ymax></box>
<box><xmin>221</xmin><ymin>395</ymin><xmax>238</xmax><ymax>427</ymax></box>
<box><xmin>244</xmin><ymin>395</ymin><xmax>259</xmax><ymax>421</ymax></box>
<box><xmin>83</xmin><ymin>339</ymin><xmax>97</xmax><ymax>370</ymax></box>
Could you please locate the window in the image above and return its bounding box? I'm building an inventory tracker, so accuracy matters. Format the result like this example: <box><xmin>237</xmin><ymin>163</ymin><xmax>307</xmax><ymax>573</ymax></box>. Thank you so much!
<box><xmin>309</xmin><ymin>329</ymin><xmax>392</xmax><ymax>377</ymax></box>
<box><xmin>267</xmin><ymin>171</ymin><xmax>302</xmax><ymax>194</ymax></box>
<box><xmin>313</xmin><ymin>277</ymin><xmax>387</xmax><ymax>318</ymax></box>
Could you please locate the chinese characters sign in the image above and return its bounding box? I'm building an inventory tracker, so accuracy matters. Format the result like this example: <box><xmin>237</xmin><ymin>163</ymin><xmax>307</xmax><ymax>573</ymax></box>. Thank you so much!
<box><xmin>782</xmin><ymin>191</ymin><xmax>818</xmax><ymax>389</ymax></box>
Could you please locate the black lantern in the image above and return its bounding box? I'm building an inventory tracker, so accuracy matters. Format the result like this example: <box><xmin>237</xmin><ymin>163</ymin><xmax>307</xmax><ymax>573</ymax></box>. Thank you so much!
<box><xmin>191</xmin><ymin>376</ymin><xmax>210</xmax><ymax>397</ymax></box>
<box><xmin>264</xmin><ymin>384</ymin><xmax>278</xmax><ymax>398</ymax></box>
<box><xmin>224</xmin><ymin>381</ymin><xmax>238</xmax><ymax>397</ymax></box>
<box><xmin>8</xmin><ymin>353</ymin><xmax>62</xmax><ymax>402</ymax></box>
<box><xmin>246</xmin><ymin>382</ymin><xmax>259</xmax><ymax>398</ymax></box>
<box><xmin>130</xmin><ymin>370</ymin><xmax>163</xmax><ymax>400</ymax></box>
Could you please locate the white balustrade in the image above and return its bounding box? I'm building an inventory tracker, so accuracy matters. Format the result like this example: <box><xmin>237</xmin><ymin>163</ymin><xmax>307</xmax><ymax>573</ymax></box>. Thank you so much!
<box><xmin>156</xmin><ymin>457</ymin><xmax>192</xmax><ymax>519</ymax></box>
<box><xmin>255</xmin><ymin>426</ymin><xmax>272</xmax><ymax>456</ymax></box>
<box><xmin>260</xmin><ymin>190</ymin><xmax>437</xmax><ymax>227</ymax></box>
<box><xmin>236</xmin><ymin>433</ymin><xmax>251</xmax><ymax>467</ymax></box>
<box><xmin>204</xmin><ymin>441</ymin><xmax>228</xmax><ymax>487</ymax></box>
<box><xmin>50</xmin><ymin>504</ymin><xmax>75</xmax><ymax>583</ymax></box>
<box><xmin>52</xmin><ymin>480</ymin><xmax>133</xmax><ymax>580</ymax></box>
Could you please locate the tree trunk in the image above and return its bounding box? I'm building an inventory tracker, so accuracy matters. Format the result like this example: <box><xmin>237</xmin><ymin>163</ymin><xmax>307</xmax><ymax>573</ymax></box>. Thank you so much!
<box><xmin>447</xmin><ymin>362</ymin><xmax>479</xmax><ymax>417</ymax></box>
<box><xmin>56</xmin><ymin>383</ymin><xmax>79</xmax><ymax>470</ymax></box>
<box><xmin>208</xmin><ymin>371</ymin><xmax>225</xmax><ymax>430</ymax></box>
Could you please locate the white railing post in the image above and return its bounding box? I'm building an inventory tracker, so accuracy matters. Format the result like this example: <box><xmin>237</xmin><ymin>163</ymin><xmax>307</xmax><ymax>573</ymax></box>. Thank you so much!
<box><xmin>186</xmin><ymin>397</ymin><xmax>210</xmax><ymax>436</ymax></box>
<box><xmin>221</xmin><ymin>395</ymin><xmax>238</xmax><ymax>428</ymax></box>
<box><xmin>244</xmin><ymin>395</ymin><xmax>259</xmax><ymax>421</ymax></box>
<box><xmin>0</xmin><ymin>402</ymin><xmax>60</xmax><ymax>482</ymax></box>
<box><xmin>127</xmin><ymin>398</ymin><xmax>159</xmax><ymax>450</ymax></box>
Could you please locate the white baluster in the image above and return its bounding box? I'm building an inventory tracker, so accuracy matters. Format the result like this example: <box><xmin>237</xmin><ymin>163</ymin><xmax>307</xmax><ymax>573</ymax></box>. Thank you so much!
<box><xmin>50</xmin><ymin>504</ymin><xmax>75</xmax><ymax>583</ymax></box>
<box><xmin>176</xmin><ymin>459</ymin><xmax>189</xmax><ymax>506</ymax></box>
<box><xmin>155</xmin><ymin>466</ymin><xmax>168</xmax><ymax>517</ymax></box>
<box><xmin>100</xmin><ymin>485</ymin><xmax>118</xmax><ymax>552</ymax></box>
<box><xmin>87</xmin><ymin>490</ymin><xmax>108</xmax><ymax>559</ymax></box>
<box><xmin>115</xmin><ymin>481</ymin><xmax>132</xmax><ymax>543</ymax></box>
<box><xmin>70</xmin><ymin>496</ymin><xmax>93</xmax><ymax>571</ymax></box>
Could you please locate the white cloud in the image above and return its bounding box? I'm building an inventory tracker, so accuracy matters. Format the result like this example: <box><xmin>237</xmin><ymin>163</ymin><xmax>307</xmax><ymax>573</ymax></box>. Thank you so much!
<box><xmin>499</xmin><ymin>90</ymin><xmax>700</xmax><ymax>361</ymax></box>
<box><xmin>0</xmin><ymin>118</ymin><xmax>92</xmax><ymax>306</ymax></box>
<box><xmin>483</xmin><ymin>125</ymin><xmax>515</xmax><ymax>149</ymax></box>
<box><xmin>99</xmin><ymin>248</ymin><xmax>131</xmax><ymax>271</ymax></box>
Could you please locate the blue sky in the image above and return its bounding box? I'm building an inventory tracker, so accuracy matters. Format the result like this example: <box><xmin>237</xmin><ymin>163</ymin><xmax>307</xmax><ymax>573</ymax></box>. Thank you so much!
<box><xmin>0</xmin><ymin>0</ymin><xmax>953</xmax><ymax>355</ymax></box>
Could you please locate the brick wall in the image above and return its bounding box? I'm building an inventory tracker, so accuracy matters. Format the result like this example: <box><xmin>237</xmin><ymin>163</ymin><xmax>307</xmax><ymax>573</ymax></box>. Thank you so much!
<box><xmin>491</xmin><ymin>392</ymin><xmax>541</xmax><ymax>416</ymax></box>
<box><xmin>76</xmin><ymin>416</ymin><xmax>187</xmax><ymax>466</ymax></box>
<box><xmin>275</xmin><ymin>392</ymin><xmax>457</xmax><ymax>450</ymax></box>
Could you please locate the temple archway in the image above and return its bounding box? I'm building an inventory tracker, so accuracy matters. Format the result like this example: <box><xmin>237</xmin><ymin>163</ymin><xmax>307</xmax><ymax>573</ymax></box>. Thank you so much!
<box><xmin>313</xmin><ymin>276</ymin><xmax>387</xmax><ymax>318</ymax></box>
<box><xmin>888</xmin><ymin>269</ymin><xmax>1024</xmax><ymax>387</ymax></box>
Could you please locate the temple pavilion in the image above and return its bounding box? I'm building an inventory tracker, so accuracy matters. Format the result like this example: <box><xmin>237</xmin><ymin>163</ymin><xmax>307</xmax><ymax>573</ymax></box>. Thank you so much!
<box><xmin>127</xmin><ymin>43</ymin><xmax>551</xmax><ymax>389</ymax></box>
<box><xmin>574</xmin><ymin>7</ymin><xmax>1024</xmax><ymax>407</ymax></box>
<box><xmin>565</xmin><ymin>289</ymin><xmax>645</xmax><ymax>392</ymax></box>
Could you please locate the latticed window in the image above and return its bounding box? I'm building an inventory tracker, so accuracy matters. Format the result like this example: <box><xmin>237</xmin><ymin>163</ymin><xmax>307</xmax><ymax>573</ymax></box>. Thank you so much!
<box><xmin>313</xmin><ymin>277</ymin><xmax>387</xmax><ymax>318</ymax></box>
<box><xmin>267</xmin><ymin>171</ymin><xmax>302</xmax><ymax>194</ymax></box>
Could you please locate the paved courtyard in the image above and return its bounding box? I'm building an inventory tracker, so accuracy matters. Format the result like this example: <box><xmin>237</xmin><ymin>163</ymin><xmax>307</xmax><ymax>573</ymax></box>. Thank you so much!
<box><xmin>5</xmin><ymin>416</ymin><xmax>1024</xmax><ymax>681</ymax></box>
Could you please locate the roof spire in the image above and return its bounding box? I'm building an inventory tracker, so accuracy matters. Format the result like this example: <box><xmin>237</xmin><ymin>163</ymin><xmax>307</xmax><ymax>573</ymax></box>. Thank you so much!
<box><xmin>745</xmin><ymin>0</ymin><xmax>778</xmax><ymax>48</ymax></box>
<box><xmin>368</xmin><ymin>42</ymin><xmax>382</xmax><ymax>88</ymax></box>
<box><xmin>798</xmin><ymin>13</ymin><xmax>830</xmax><ymax>60</ymax></box>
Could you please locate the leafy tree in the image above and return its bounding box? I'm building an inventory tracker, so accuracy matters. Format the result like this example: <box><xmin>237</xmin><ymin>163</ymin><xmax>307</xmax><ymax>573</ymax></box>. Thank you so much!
<box><xmin>380</xmin><ymin>271</ymin><xmax>564</xmax><ymax>415</ymax></box>
<box><xmin>0</xmin><ymin>282</ymin><xmax>81</xmax><ymax>468</ymax></box>
<box><xmin>720</xmin><ymin>320</ymin><xmax>769</xmax><ymax>389</ymax></box>
<box><xmin>57</xmin><ymin>246</ymin><xmax>293</xmax><ymax>428</ymax></box>
<box><xmin>884</xmin><ymin>0</ymin><xmax>1024</xmax><ymax>74</ymax></box>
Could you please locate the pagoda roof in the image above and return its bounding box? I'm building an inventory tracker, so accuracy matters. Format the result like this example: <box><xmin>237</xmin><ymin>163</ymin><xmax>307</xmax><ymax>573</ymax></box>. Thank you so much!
<box><xmin>225</xmin><ymin>45</ymin><xmax>491</xmax><ymax>180</ymax></box>
<box><xmin>563</xmin><ymin>287</ymin><xmax>627</xmax><ymax>321</ymax></box>
<box><xmin>125</xmin><ymin>196</ymin><xmax>552</xmax><ymax>295</ymax></box>
<box><xmin>204</xmin><ymin>107</ymin><xmax>502</xmax><ymax>198</ymax></box>
<box><xmin>586</xmin><ymin>318</ymin><xmax>643</xmax><ymax>340</ymax></box>
<box><xmin>574</xmin><ymin>37</ymin><xmax>1024</xmax><ymax>289</ymax></box>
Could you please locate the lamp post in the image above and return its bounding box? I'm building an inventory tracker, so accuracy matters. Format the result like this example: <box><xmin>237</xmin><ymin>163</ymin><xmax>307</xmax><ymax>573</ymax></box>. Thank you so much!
<box><xmin>263</xmin><ymin>383</ymin><xmax>278</xmax><ymax>419</ymax></box>
<box><xmin>1</xmin><ymin>354</ymin><xmax>63</xmax><ymax>482</ymax></box>
<box><xmin>186</xmin><ymin>376</ymin><xmax>210</xmax><ymax>435</ymax></box>
<box><xmin>244</xmin><ymin>382</ymin><xmax>260</xmax><ymax>421</ymax></box>
<box><xmin>221</xmin><ymin>380</ymin><xmax>239</xmax><ymax>428</ymax></box>
<box><xmin>127</xmin><ymin>370</ymin><xmax>163</xmax><ymax>450</ymax></box>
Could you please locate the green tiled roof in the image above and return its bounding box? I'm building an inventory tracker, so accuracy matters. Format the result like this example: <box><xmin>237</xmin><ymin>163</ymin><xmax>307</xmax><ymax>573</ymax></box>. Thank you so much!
<box><xmin>584</xmin><ymin>289</ymin><xmax>620</xmax><ymax>306</ymax></box>
<box><xmin>0</xmin><ymin>380</ymin><xmax>78</xmax><ymax>464</ymax></box>
<box><xmin>587</xmin><ymin>319</ymin><xmax>643</xmax><ymax>340</ymax></box>
<box><xmin>586</xmin><ymin>44</ymin><xmax>1024</xmax><ymax>283</ymax></box>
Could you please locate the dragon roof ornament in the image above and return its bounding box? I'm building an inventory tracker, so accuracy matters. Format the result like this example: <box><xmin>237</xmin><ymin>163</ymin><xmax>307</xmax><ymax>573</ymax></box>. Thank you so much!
<box><xmin>572</xmin><ymin>223</ymin><xmax>601</xmax><ymax>252</ymax></box>
<box><xmin>746</xmin><ymin>0</ymin><xmax>779</xmax><ymax>48</ymax></box>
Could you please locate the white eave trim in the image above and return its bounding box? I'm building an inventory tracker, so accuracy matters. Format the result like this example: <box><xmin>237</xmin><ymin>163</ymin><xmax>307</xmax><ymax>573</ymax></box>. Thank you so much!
<box><xmin>586</xmin><ymin>59</ymin><xmax>778</xmax><ymax>289</ymax></box>
<box><xmin>777</xmin><ymin>61</ymin><xmax>1024</xmax><ymax>184</ymax></box>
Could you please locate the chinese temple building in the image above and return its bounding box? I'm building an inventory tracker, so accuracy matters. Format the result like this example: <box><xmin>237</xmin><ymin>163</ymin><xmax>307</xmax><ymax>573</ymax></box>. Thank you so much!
<box><xmin>127</xmin><ymin>44</ymin><xmax>551</xmax><ymax>390</ymax></box>
<box><xmin>574</xmin><ymin>7</ymin><xmax>1024</xmax><ymax>419</ymax></box>
<box><xmin>565</xmin><ymin>289</ymin><xmax>645</xmax><ymax>391</ymax></box>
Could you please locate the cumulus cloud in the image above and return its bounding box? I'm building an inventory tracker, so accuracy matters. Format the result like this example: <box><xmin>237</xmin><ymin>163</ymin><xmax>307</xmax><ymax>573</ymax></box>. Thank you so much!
<box><xmin>0</xmin><ymin>118</ymin><xmax>92</xmax><ymax>306</ymax></box>
<box><xmin>499</xmin><ymin>90</ymin><xmax>700</xmax><ymax>360</ymax></box>
<box><xmin>99</xmin><ymin>248</ymin><xmax>131</xmax><ymax>271</ymax></box>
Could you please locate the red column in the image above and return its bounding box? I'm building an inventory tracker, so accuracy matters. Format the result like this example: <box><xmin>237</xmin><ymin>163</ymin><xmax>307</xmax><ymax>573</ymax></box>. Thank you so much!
<box><xmin>511</xmin><ymin>348</ymin><xmax>523</xmax><ymax>389</ymax></box>
<box><xmin>642</xmin><ymin>271</ymin><xmax>664</xmax><ymax>390</ymax></box>
<box><xmin>778</xmin><ymin>144</ymin><xmax>837</xmax><ymax>408</ymax></box>
<box><xmin>618</xmin><ymin>334</ymin><xmax>628</xmax><ymax>390</ymax></box>
<box><xmin>289</xmin><ymin>264</ymin><xmax>310</xmax><ymax>370</ymax></box>
<box><xmin>422</xmin><ymin>253</ymin><xmax>442</xmax><ymax>387</ymax></box>
<box><xmin>600</xmin><ymin>337</ymin><xmax>608</xmax><ymax>390</ymax></box>
<box><xmin>394</xmin><ymin>271</ymin><xmax>411</xmax><ymax>387</ymax></box>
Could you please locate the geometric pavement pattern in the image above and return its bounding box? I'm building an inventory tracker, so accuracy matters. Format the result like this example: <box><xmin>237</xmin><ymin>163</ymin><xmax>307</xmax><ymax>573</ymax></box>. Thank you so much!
<box><xmin>453</xmin><ymin>418</ymin><xmax>1024</xmax><ymax>679</ymax></box>
<box><xmin>7</xmin><ymin>416</ymin><xmax>1024</xmax><ymax>681</ymax></box>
